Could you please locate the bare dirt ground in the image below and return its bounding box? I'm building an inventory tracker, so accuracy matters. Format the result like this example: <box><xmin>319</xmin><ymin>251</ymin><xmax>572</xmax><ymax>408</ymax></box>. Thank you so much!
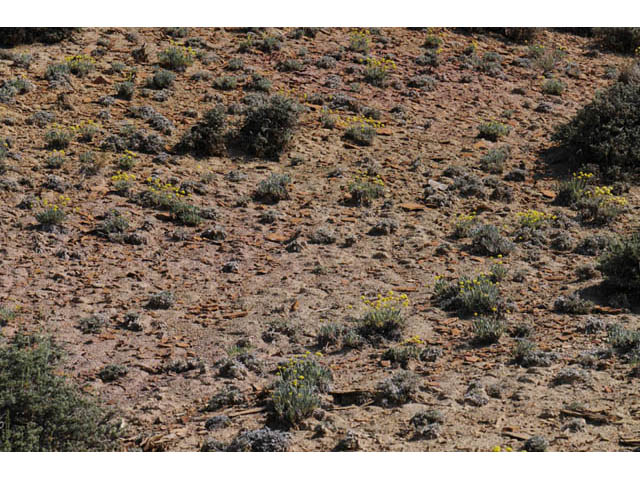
<box><xmin>1</xmin><ymin>27</ymin><xmax>639</xmax><ymax>451</ymax></box>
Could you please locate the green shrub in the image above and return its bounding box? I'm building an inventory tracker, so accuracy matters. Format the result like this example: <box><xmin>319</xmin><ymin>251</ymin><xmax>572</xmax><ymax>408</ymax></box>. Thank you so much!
<box><xmin>145</xmin><ymin>69</ymin><xmax>175</xmax><ymax>89</ymax></box>
<box><xmin>349</xmin><ymin>29</ymin><xmax>370</xmax><ymax>54</ymax></box>
<box><xmin>44</xmin><ymin>125</ymin><xmax>73</xmax><ymax>150</ymax></box>
<box><xmin>598</xmin><ymin>234</ymin><xmax>640</xmax><ymax>294</ymax></box>
<box><xmin>244</xmin><ymin>73</ymin><xmax>272</xmax><ymax>92</ymax></box>
<box><xmin>65</xmin><ymin>54</ymin><xmax>95</xmax><ymax>77</ymax></box>
<box><xmin>593</xmin><ymin>28</ymin><xmax>640</xmax><ymax>53</ymax></box>
<box><xmin>433</xmin><ymin>273</ymin><xmax>504</xmax><ymax>317</ymax></box>
<box><xmin>472</xmin><ymin>316</ymin><xmax>505</xmax><ymax>345</ymax></box>
<box><xmin>363</xmin><ymin>57</ymin><xmax>396</xmax><ymax>87</ymax></box>
<box><xmin>236</xmin><ymin>94</ymin><xmax>300</xmax><ymax>160</ymax></box>
<box><xmin>470</xmin><ymin>224</ymin><xmax>515</xmax><ymax>256</ymax></box>
<box><xmin>542</xmin><ymin>79</ymin><xmax>565</xmax><ymax>95</ymax></box>
<box><xmin>0</xmin><ymin>28</ymin><xmax>76</xmax><ymax>47</ymax></box>
<box><xmin>358</xmin><ymin>291</ymin><xmax>408</xmax><ymax>342</ymax></box>
<box><xmin>115</xmin><ymin>81</ymin><xmax>134</xmax><ymax>100</ymax></box>
<box><xmin>0</xmin><ymin>332</ymin><xmax>119</xmax><ymax>451</ymax></box>
<box><xmin>213</xmin><ymin>75</ymin><xmax>238</xmax><ymax>90</ymax></box>
<box><xmin>36</xmin><ymin>207</ymin><xmax>66</xmax><ymax>227</ymax></box>
<box><xmin>271</xmin><ymin>354</ymin><xmax>331</xmax><ymax>426</ymax></box>
<box><xmin>423</xmin><ymin>34</ymin><xmax>442</xmax><ymax>49</ymax></box>
<box><xmin>480</xmin><ymin>146</ymin><xmax>509</xmax><ymax>174</ymax></box>
<box><xmin>478</xmin><ymin>121</ymin><xmax>510</xmax><ymax>141</ymax></box>
<box><xmin>175</xmin><ymin>105</ymin><xmax>227</xmax><ymax>157</ymax></box>
<box><xmin>344</xmin><ymin>123</ymin><xmax>376</xmax><ymax>146</ymax></box>
<box><xmin>607</xmin><ymin>323</ymin><xmax>640</xmax><ymax>354</ymax></box>
<box><xmin>158</xmin><ymin>44</ymin><xmax>194</xmax><ymax>71</ymax></box>
<box><xmin>552</xmin><ymin>82</ymin><xmax>640</xmax><ymax>174</ymax></box>
<box><xmin>348</xmin><ymin>173</ymin><xmax>384</xmax><ymax>206</ymax></box>
<box><xmin>253</xmin><ymin>173</ymin><xmax>291</xmax><ymax>204</ymax></box>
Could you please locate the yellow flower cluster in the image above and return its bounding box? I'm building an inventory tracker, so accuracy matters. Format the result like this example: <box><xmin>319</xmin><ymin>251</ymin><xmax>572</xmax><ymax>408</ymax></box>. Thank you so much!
<box><xmin>585</xmin><ymin>185</ymin><xmax>627</xmax><ymax>206</ymax></box>
<box><xmin>402</xmin><ymin>335</ymin><xmax>425</xmax><ymax>346</ymax></box>
<box><xmin>41</xmin><ymin>194</ymin><xmax>74</xmax><ymax>212</ymax></box>
<box><xmin>516</xmin><ymin>209</ymin><xmax>557</xmax><ymax>227</ymax></box>
<box><xmin>364</xmin><ymin>56</ymin><xmax>397</xmax><ymax>71</ymax></box>
<box><xmin>362</xmin><ymin>290</ymin><xmax>409</xmax><ymax>310</ymax></box>
<box><xmin>146</xmin><ymin>177</ymin><xmax>189</xmax><ymax>199</ymax></box>
<box><xmin>491</xmin><ymin>445</ymin><xmax>513</xmax><ymax>452</ymax></box>
<box><xmin>353</xmin><ymin>169</ymin><xmax>385</xmax><ymax>187</ymax></box>
<box><xmin>65</xmin><ymin>54</ymin><xmax>95</xmax><ymax>67</ymax></box>
<box><xmin>573</xmin><ymin>171</ymin><xmax>594</xmax><ymax>180</ymax></box>
<box><xmin>111</xmin><ymin>171</ymin><xmax>136</xmax><ymax>183</ymax></box>
<box><xmin>167</xmin><ymin>39</ymin><xmax>195</xmax><ymax>58</ymax></box>
<box><xmin>343</xmin><ymin>114</ymin><xmax>384</xmax><ymax>129</ymax></box>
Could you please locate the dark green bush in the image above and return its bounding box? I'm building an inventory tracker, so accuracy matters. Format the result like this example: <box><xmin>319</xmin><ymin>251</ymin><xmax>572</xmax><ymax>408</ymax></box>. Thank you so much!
<box><xmin>175</xmin><ymin>105</ymin><xmax>227</xmax><ymax>157</ymax></box>
<box><xmin>593</xmin><ymin>28</ymin><xmax>640</xmax><ymax>53</ymax></box>
<box><xmin>236</xmin><ymin>94</ymin><xmax>300</xmax><ymax>160</ymax></box>
<box><xmin>0</xmin><ymin>28</ymin><xmax>76</xmax><ymax>47</ymax></box>
<box><xmin>597</xmin><ymin>233</ymin><xmax>640</xmax><ymax>294</ymax></box>
<box><xmin>0</xmin><ymin>332</ymin><xmax>119</xmax><ymax>451</ymax></box>
<box><xmin>553</xmin><ymin>82</ymin><xmax>640</xmax><ymax>174</ymax></box>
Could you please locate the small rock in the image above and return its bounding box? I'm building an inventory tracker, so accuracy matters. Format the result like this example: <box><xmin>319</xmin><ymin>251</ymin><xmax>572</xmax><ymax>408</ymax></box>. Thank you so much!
<box><xmin>523</xmin><ymin>435</ymin><xmax>548</xmax><ymax>452</ymax></box>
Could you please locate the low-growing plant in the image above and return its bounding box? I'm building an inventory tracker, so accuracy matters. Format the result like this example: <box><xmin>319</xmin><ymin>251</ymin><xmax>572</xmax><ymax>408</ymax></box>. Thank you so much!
<box><xmin>472</xmin><ymin>316</ymin><xmax>505</xmax><ymax>345</ymax></box>
<box><xmin>542</xmin><ymin>78</ymin><xmax>565</xmax><ymax>95</ymax></box>
<box><xmin>363</xmin><ymin>57</ymin><xmax>396</xmax><ymax>87</ymax></box>
<box><xmin>478</xmin><ymin>121</ymin><xmax>511</xmax><ymax>141</ymax></box>
<box><xmin>344</xmin><ymin>122</ymin><xmax>377</xmax><ymax>146</ymax></box>
<box><xmin>45</xmin><ymin>150</ymin><xmax>66</xmax><ymax>169</ymax></box>
<box><xmin>115</xmin><ymin>81</ymin><xmax>134</xmax><ymax>100</ymax></box>
<box><xmin>470</xmin><ymin>223</ymin><xmax>515</xmax><ymax>256</ymax></box>
<box><xmin>117</xmin><ymin>150</ymin><xmax>138</xmax><ymax>170</ymax></box>
<box><xmin>480</xmin><ymin>146</ymin><xmax>510</xmax><ymax>174</ymax></box>
<box><xmin>376</xmin><ymin>371</ymin><xmax>419</xmax><ymax>406</ymax></box>
<box><xmin>271</xmin><ymin>352</ymin><xmax>331</xmax><ymax>426</ymax></box>
<box><xmin>175</xmin><ymin>105</ymin><xmax>227</xmax><ymax>157</ymax></box>
<box><xmin>35</xmin><ymin>195</ymin><xmax>70</xmax><ymax>228</ymax></box>
<box><xmin>597</xmin><ymin>233</ymin><xmax>640</xmax><ymax>294</ymax></box>
<box><xmin>158</xmin><ymin>42</ymin><xmax>195</xmax><ymax>71</ymax></box>
<box><xmin>606</xmin><ymin>323</ymin><xmax>640</xmax><ymax>354</ymax></box>
<box><xmin>349</xmin><ymin>29</ymin><xmax>370</xmax><ymax>54</ymax></box>
<box><xmin>213</xmin><ymin>75</ymin><xmax>238</xmax><ymax>90</ymax></box>
<box><xmin>358</xmin><ymin>291</ymin><xmax>409</xmax><ymax>342</ymax></box>
<box><xmin>45</xmin><ymin>124</ymin><xmax>73</xmax><ymax>150</ymax></box>
<box><xmin>433</xmin><ymin>273</ymin><xmax>504</xmax><ymax>317</ymax></box>
<box><xmin>554</xmin><ymin>294</ymin><xmax>593</xmax><ymax>314</ymax></box>
<box><xmin>348</xmin><ymin>170</ymin><xmax>384</xmax><ymax>206</ymax></box>
<box><xmin>244</xmin><ymin>73</ymin><xmax>272</xmax><ymax>92</ymax></box>
<box><xmin>64</xmin><ymin>54</ymin><xmax>95</xmax><ymax>77</ymax></box>
<box><xmin>453</xmin><ymin>211</ymin><xmax>479</xmax><ymax>238</ymax></box>
<box><xmin>253</xmin><ymin>173</ymin><xmax>291</xmax><ymax>204</ymax></box>
<box><xmin>110</xmin><ymin>171</ymin><xmax>136</xmax><ymax>194</ymax></box>
<box><xmin>145</xmin><ymin>69</ymin><xmax>175</xmax><ymax>89</ymax></box>
<box><xmin>516</xmin><ymin>210</ymin><xmax>557</xmax><ymax>229</ymax></box>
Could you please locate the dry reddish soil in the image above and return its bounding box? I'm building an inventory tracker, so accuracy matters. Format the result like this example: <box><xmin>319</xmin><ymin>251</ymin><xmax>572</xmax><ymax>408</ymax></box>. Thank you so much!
<box><xmin>1</xmin><ymin>27</ymin><xmax>639</xmax><ymax>452</ymax></box>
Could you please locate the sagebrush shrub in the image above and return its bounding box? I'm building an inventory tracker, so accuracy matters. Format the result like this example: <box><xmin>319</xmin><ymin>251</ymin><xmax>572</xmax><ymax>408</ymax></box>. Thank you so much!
<box><xmin>236</xmin><ymin>94</ymin><xmax>300</xmax><ymax>160</ymax></box>
<box><xmin>553</xmin><ymin>82</ymin><xmax>640</xmax><ymax>174</ymax></box>
<box><xmin>0</xmin><ymin>28</ymin><xmax>75</xmax><ymax>47</ymax></box>
<box><xmin>597</xmin><ymin>233</ymin><xmax>640</xmax><ymax>294</ymax></box>
<box><xmin>175</xmin><ymin>105</ymin><xmax>227</xmax><ymax>157</ymax></box>
<box><xmin>593</xmin><ymin>27</ymin><xmax>640</xmax><ymax>53</ymax></box>
<box><xmin>0</xmin><ymin>332</ymin><xmax>119</xmax><ymax>451</ymax></box>
<box><xmin>271</xmin><ymin>354</ymin><xmax>331</xmax><ymax>425</ymax></box>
